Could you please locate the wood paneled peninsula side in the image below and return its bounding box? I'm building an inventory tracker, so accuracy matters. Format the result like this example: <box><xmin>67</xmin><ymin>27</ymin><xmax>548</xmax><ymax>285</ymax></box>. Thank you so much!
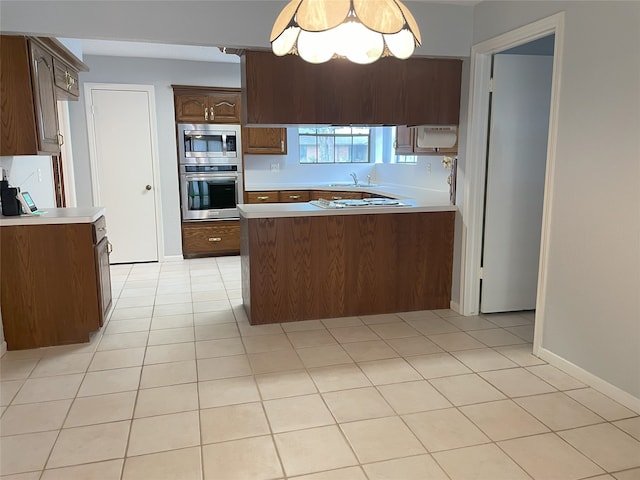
<box><xmin>240</xmin><ymin>200</ymin><xmax>455</xmax><ymax>325</ymax></box>
<box><xmin>0</xmin><ymin>208</ymin><xmax>111</xmax><ymax>349</ymax></box>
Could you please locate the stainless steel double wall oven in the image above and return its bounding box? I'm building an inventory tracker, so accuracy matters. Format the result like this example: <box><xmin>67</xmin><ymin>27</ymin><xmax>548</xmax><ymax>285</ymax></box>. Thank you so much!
<box><xmin>178</xmin><ymin>123</ymin><xmax>243</xmax><ymax>221</ymax></box>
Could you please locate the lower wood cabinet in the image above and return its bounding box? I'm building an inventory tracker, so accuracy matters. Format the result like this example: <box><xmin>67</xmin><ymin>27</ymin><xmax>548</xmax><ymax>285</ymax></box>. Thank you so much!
<box><xmin>182</xmin><ymin>220</ymin><xmax>240</xmax><ymax>258</ymax></box>
<box><xmin>0</xmin><ymin>217</ymin><xmax>112</xmax><ymax>350</ymax></box>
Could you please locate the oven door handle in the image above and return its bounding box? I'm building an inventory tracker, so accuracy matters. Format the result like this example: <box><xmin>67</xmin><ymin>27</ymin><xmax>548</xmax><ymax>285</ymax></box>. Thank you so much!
<box><xmin>183</xmin><ymin>174</ymin><xmax>238</xmax><ymax>182</ymax></box>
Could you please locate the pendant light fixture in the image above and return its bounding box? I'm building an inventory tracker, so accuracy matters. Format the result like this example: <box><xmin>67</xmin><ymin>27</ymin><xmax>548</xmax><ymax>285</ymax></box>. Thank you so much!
<box><xmin>270</xmin><ymin>0</ymin><xmax>422</xmax><ymax>64</ymax></box>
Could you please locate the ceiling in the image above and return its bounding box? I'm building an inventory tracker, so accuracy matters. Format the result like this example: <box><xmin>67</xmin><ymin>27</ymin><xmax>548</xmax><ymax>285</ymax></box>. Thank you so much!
<box><xmin>80</xmin><ymin>39</ymin><xmax>241</xmax><ymax>63</ymax></box>
<box><xmin>76</xmin><ymin>1</ymin><xmax>482</xmax><ymax>64</ymax></box>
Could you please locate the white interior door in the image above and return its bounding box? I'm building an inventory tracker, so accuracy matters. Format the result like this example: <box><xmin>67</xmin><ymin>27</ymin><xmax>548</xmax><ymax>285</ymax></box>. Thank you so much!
<box><xmin>481</xmin><ymin>54</ymin><xmax>553</xmax><ymax>313</ymax></box>
<box><xmin>86</xmin><ymin>85</ymin><xmax>159</xmax><ymax>264</ymax></box>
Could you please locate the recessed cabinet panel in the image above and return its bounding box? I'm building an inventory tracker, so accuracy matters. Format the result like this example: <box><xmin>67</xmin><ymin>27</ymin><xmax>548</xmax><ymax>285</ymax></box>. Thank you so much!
<box><xmin>243</xmin><ymin>127</ymin><xmax>287</xmax><ymax>154</ymax></box>
<box><xmin>173</xmin><ymin>87</ymin><xmax>241</xmax><ymax>124</ymax></box>
<box><xmin>242</xmin><ymin>51</ymin><xmax>462</xmax><ymax>126</ymax></box>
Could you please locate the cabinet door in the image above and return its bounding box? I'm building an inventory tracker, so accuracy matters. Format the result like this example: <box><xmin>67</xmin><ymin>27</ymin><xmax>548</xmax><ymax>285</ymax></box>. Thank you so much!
<box><xmin>394</xmin><ymin>126</ymin><xmax>414</xmax><ymax>155</ymax></box>
<box><xmin>175</xmin><ymin>94</ymin><xmax>209</xmax><ymax>122</ymax></box>
<box><xmin>182</xmin><ymin>220</ymin><xmax>240</xmax><ymax>257</ymax></box>
<box><xmin>244</xmin><ymin>128</ymin><xmax>287</xmax><ymax>154</ymax></box>
<box><xmin>30</xmin><ymin>41</ymin><xmax>60</xmax><ymax>154</ymax></box>
<box><xmin>52</xmin><ymin>57</ymin><xmax>79</xmax><ymax>99</ymax></box>
<box><xmin>208</xmin><ymin>92</ymin><xmax>241</xmax><ymax>123</ymax></box>
<box><xmin>94</xmin><ymin>236</ymin><xmax>112</xmax><ymax>327</ymax></box>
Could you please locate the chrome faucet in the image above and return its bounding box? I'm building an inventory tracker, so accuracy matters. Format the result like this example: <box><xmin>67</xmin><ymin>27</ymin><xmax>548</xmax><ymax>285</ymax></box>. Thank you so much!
<box><xmin>350</xmin><ymin>172</ymin><xmax>359</xmax><ymax>186</ymax></box>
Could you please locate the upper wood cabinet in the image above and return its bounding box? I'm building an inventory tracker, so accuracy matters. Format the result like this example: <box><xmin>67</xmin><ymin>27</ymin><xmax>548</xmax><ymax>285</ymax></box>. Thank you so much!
<box><xmin>173</xmin><ymin>86</ymin><xmax>242</xmax><ymax>124</ymax></box>
<box><xmin>242</xmin><ymin>50</ymin><xmax>462</xmax><ymax>126</ymax></box>
<box><xmin>243</xmin><ymin>127</ymin><xmax>287</xmax><ymax>154</ymax></box>
<box><xmin>0</xmin><ymin>35</ymin><xmax>88</xmax><ymax>156</ymax></box>
<box><xmin>395</xmin><ymin>126</ymin><xmax>458</xmax><ymax>156</ymax></box>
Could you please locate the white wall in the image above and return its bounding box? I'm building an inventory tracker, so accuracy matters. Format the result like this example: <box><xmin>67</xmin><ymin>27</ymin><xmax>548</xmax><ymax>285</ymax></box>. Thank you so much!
<box><xmin>0</xmin><ymin>156</ymin><xmax>56</xmax><ymax>208</ymax></box>
<box><xmin>472</xmin><ymin>1</ymin><xmax>640</xmax><ymax>398</ymax></box>
<box><xmin>69</xmin><ymin>55</ymin><xmax>241</xmax><ymax>258</ymax></box>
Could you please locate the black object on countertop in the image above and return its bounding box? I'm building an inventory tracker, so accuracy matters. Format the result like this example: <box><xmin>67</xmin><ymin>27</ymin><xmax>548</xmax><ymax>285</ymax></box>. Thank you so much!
<box><xmin>1</xmin><ymin>187</ymin><xmax>22</xmax><ymax>216</ymax></box>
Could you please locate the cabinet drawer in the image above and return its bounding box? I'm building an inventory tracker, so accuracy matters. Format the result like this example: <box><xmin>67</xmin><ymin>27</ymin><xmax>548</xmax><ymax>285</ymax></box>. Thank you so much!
<box><xmin>53</xmin><ymin>57</ymin><xmax>79</xmax><ymax>99</ymax></box>
<box><xmin>182</xmin><ymin>221</ymin><xmax>240</xmax><ymax>256</ymax></box>
<box><xmin>279</xmin><ymin>190</ymin><xmax>310</xmax><ymax>203</ymax></box>
<box><xmin>92</xmin><ymin>216</ymin><xmax>107</xmax><ymax>245</ymax></box>
<box><xmin>311</xmin><ymin>190</ymin><xmax>363</xmax><ymax>201</ymax></box>
<box><xmin>246</xmin><ymin>191</ymin><xmax>279</xmax><ymax>203</ymax></box>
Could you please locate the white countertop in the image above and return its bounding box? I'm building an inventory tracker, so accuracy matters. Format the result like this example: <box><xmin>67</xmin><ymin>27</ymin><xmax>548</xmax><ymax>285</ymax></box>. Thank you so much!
<box><xmin>240</xmin><ymin>182</ymin><xmax>454</xmax><ymax>218</ymax></box>
<box><xmin>0</xmin><ymin>207</ymin><xmax>106</xmax><ymax>226</ymax></box>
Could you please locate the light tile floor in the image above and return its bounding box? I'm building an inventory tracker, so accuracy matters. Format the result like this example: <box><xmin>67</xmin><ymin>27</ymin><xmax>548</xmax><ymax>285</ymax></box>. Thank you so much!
<box><xmin>1</xmin><ymin>256</ymin><xmax>639</xmax><ymax>479</ymax></box>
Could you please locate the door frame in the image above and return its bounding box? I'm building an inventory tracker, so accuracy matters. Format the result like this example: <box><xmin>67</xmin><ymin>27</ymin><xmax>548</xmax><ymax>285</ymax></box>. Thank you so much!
<box><xmin>460</xmin><ymin>12</ymin><xmax>565</xmax><ymax>355</ymax></box>
<box><xmin>84</xmin><ymin>83</ymin><xmax>165</xmax><ymax>262</ymax></box>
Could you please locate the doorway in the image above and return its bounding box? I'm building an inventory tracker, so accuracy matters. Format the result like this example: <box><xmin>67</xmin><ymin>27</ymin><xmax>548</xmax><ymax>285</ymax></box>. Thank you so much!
<box><xmin>480</xmin><ymin>41</ymin><xmax>554</xmax><ymax>313</ymax></box>
<box><xmin>461</xmin><ymin>13</ymin><xmax>565</xmax><ymax>353</ymax></box>
<box><xmin>85</xmin><ymin>84</ymin><xmax>162</xmax><ymax>264</ymax></box>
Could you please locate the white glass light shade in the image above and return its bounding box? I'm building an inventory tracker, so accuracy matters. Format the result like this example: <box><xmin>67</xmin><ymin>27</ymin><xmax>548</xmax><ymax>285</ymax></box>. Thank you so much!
<box><xmin>335</xmin><ymin>21</ymin><xmax>384</xmax><ymax>64</ymax></box>
<box><xmin>270</xmin><ymin>0</ymin><xmax>422</xmax><ymax>64</ymax></box>
<box><xmin>297</xmin><ymin>29</ymin><xmax>336</xmax><ymax>64</ymax></box>
<box><xmin>384</xmin><ymin>29</ymin><xmax>416</xmax><ymax>59</ymax></box>
<box><xmin>272</xmin><ymin>26</ymin><xmax>301</xmax><ymax>56</ymax></box>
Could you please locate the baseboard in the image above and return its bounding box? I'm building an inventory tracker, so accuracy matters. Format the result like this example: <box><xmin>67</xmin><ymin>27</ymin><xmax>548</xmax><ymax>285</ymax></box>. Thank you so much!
<box><xmin>538</xmin><ymin>347</ymin><xmax>640</xmax><ymax>415</ymax></box>
<box><xmin>1</xmin><ymin>340</ymin><xmax>7</xmax><ymax>357</ymax></box>
<box><xmin>161</xmin><ymin>255</ymin><xmax>184</xmax><ymax>262</ymax></box>
<box><xmin>450</xmin><ymin>300</ymin><xmax>461</xmax><ymax>314</ymax></box>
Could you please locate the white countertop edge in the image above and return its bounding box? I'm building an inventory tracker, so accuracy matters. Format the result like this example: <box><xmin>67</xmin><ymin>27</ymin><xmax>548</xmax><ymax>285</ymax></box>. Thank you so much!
<box><xmin>0</xmin><ymin>207</ymin><xmax>106</xmax><ymax>226</ymax></box>
<box><xmin>239</xmin><ymin>202</ymin><xmax>456</xmax><ymax>219</ymax></box>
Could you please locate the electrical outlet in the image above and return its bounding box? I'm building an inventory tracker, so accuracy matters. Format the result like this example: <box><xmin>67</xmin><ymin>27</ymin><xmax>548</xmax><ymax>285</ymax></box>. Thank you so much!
<box><xmin>270</xmin><ymin>163</ymin><xmax>280</xmax><ymax>173</ymax></box>
<box><xmin>426</xmin><ymin>162</ymin><xmax>432</xmax><ymax>175</ymax></box>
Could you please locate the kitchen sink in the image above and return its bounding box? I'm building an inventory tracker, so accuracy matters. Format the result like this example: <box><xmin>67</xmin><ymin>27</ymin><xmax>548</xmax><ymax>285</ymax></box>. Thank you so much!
<box><xmin>327</xmin><ymin>182</ymin><xmax>379</xmax><ymax>187</ymax></box>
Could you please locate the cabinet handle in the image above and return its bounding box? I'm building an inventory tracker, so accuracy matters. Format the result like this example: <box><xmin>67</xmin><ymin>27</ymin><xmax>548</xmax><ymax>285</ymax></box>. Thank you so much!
<box><xmin>214</xmin><ymin>101</ymin><xmax>236</xmax><ymax>108</ymax></box>
<box><xmin>107</xmin><ymin>241</ymin><xmax>113</xmax><ymax>254</ymax></box>
<box><xmin>257</xmin><ymin>196</ymin><xmax>269</xmax><ymax>201</ymax></box>
<box><xmin>289</xmin><ymin>195</ymin><xmax>300</xmax><ymax>200</ymax></box>
<box><xmin>208</xmin><ymin>237</ymin><xmax>222</xmax><ymax>242</ymax></box>
<box><xmin>57</xmin><ymin>133</ymin><xmax>64</xmax><ymax>146</ymax></box>
<box><xmin>210</xmin><ymin>106</ymin><xmax>215</xmax><ymax>121</ymax></box>
<box><xmin>204</xmin><ymin>106</ymin><xmax>208</xmax><ymax>121</ymax></box>
<box><xmin>97</xmin><ymin>227</ymin><xmax>106</xmax><ymax>232</ymax></box>
<box><xmin>281</xmin><ymin>140</ymin><xmax>285</xmax><ymax>152</ymax></box>
<box><xmin>332</xmin><ymin>196</ymin><xmax>342</xmax><ymax>200</ymax></box>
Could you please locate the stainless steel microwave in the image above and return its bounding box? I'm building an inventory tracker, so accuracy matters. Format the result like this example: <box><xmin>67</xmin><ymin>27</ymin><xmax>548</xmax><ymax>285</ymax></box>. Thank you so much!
<box><xmin>178</xmin><ymin>123</ymin><xmax>241</xmax><ymax>164</ymax></box>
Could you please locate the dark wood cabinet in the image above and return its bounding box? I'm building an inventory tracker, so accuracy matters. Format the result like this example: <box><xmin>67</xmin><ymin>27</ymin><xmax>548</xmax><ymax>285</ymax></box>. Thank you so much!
<box><xmin>182</xmin><ymin>220</ymin><xmax>240</xmax><ymax>257</ymax></box>
<box><xmin>1</xmin><ymin>35</ymin><xmax>88</xmax><ymax>156</ymax></box>
<box><xmin>30</xmin><ymin>41</ymin><xmax>60</xmax><ymax>154</ymax></box>
<box><xmin>52</xmin><ymin>56</ymin><xmax>80</xmax><ymax>99</ymax></box>
<box><xmin>173</xmin><ymin>86</ymin><xmax>242</xmax><ymax>123</ymax></box>
<box><xmin>395</xmin><ymin>126</ymin><xmax>459</xmax><ymax>156</ymax></box>
<box><xmin>0</xmin><ymin>216</ymin><xmax>112</xmax><ymax>349</ymax></box>
<box><xmin>242</xmin><ymin>50</ymin><xmax>462</xmax><ymax>126</ymax></box>
<box><xmin>241</xmin><ymin>211</ymin><xmax>455</xmax><ymax>324</ymax></box>
<box><xmin>243</xmin><ymin>127</ymin><xmax>287</xmax><ymax>154</ymax></box>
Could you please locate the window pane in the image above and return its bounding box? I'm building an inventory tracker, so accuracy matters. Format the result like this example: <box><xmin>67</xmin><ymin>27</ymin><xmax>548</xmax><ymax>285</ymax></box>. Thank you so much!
<box><xmin>317</xmin><ymin>135</ymin><xmax>335</xmax><ymax>163</ymax></box>
<box><xmin>299</xmin><ymin>135</ymin><xmax>317</xmax><ymax>163</ymax></box>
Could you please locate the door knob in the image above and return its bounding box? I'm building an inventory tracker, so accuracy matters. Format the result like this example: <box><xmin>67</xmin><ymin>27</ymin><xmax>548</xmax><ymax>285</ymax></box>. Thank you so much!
<box><xmin>145</xmin><ymin>185</ymin><xmax>152</xmax><ymax>191</ymax></box>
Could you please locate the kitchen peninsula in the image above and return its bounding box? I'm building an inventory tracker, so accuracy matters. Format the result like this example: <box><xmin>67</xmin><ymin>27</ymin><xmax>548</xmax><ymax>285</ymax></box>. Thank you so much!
<box><xmin>0</xmin><ymin>208</ymin><xmax>112</xmax><ymax>349</ymax></box>
<box><xmin>240</xmin><ymin>187</ymin><xmax>455</xmax><ymax>324</ymax></box>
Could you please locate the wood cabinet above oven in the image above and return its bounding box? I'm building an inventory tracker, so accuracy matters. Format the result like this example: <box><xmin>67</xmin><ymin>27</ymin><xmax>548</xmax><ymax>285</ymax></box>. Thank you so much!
<box><xmin>173</xmin><ymin>86</ymin><xmax>242</xmax><ymax>124</ymax></box>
